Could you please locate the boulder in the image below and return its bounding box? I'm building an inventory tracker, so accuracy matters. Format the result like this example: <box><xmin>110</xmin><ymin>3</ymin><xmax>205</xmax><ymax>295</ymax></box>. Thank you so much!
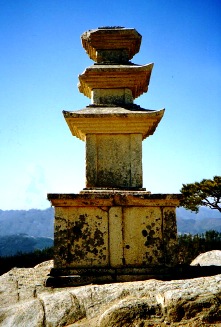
<box><xmin>191</xmin><ymin>250</ymin><xmax>221</xmax><ymax>266</ymax></box>
<box><xmin>0</xmin><ymin>260</ymin><xmax>221</xmax><ymax>326</ymax></box>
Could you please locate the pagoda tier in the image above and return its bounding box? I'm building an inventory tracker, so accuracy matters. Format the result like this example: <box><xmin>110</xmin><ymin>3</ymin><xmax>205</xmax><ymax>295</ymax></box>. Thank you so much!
<box><xmin>81</xmin><ymin>27</ymin><xmax>142</xmax><ymax>63</ymax></box>
<box><xmin>63</xmin><ymin>106</ymin><xmax>164</xmax><ymax>141</ymax></box>
<box><xmin>78</xmin><ymin>63</ymin><xmax>153</xmax><ymax>100</ymax></box>
<box><xmin>64</xmin><ymin>105</ymin><xmax>164</xmax><ymax>189</ymax></box>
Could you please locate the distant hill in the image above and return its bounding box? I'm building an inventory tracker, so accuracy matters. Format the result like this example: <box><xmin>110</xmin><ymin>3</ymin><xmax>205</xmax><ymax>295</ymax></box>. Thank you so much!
<box><xmin>176</xmin><ymin>206</ymin><xmax>221</xmax><ymax>220</ymax></box>
<box><xmin>0</xmin><ymin>234</ymin><xmax>53</xmax><ymax>257</ymax></box>
<box><xmin>176</xmin><ymin>206</ymin><xmax>221</xmax><ymax>234</ymax></box>
<box><xmin>0</xmin><ymin>208</ymin><xmax>54</xmax><ymax>238</ymax></box>
<box><xmin>177</xmin><ymin>217</ymin><xmax>221</xmax><ymax>234</ymax></box>
<box><xmin>0</xmin><ymin>208</ymin><xmax>54</xmax><ymax>256</ymax></box>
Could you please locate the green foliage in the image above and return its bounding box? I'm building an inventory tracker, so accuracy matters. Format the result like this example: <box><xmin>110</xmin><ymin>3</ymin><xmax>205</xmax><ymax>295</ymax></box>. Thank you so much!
<box><xmin>177</xmin><ymin>230</ymin><xmax>221</xmax><ymax>265</ymax></box>
<box><xmin>0</xmin><ymin>246</ymin><xmax>53</xmax><ymax>276</ymax></box>
<box><xmin>180</xmin><ymin>176</ymin><xmax>221</xmax><ymax>213</ymax></box>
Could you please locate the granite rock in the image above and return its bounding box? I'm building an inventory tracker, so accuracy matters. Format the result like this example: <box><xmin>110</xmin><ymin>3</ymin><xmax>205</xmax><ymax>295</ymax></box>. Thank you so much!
<box><xmin>191</xmin><ymin>250</ymin><xmax>221</xmax><ymax>266</ymax></box>
<box><xmin>1</xmin><ymin>260</ymin><xmax>221</xmax><ymax>327</ymax></box>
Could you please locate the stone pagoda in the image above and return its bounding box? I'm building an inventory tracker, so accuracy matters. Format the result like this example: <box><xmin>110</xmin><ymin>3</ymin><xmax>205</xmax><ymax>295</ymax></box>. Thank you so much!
<box><xmin>47</xmin><ymin>27</ymin><xmax>181</xmax><ymax>286</ymax></box>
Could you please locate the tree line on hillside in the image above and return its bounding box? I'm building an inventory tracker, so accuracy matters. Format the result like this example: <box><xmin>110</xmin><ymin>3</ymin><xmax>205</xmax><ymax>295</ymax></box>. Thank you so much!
<box><xmin>177</xmin><ymin>230</ymin><xmax>221</xmax><ymax>265</ymax></box>
<box><xmin>0</xmin><ymin>234</ymin><xmax>53</xmax><ymax>257</ymax></box>
<box><xmin>1</xmin><ymin>230</ymin><xmax>221</xmax><ymax>276</ymax></box>
<box><xmin>0</xmin><ymin>247</ymin><xmax>53</xmax><ymax>276</ymax></box>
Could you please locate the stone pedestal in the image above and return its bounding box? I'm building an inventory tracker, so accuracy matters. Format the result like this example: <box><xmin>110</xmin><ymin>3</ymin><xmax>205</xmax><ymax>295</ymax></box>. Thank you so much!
<box><xmin>47</xmin><ymin>192</ymin><xmax>181</xmax><ymax>286</ymax></box>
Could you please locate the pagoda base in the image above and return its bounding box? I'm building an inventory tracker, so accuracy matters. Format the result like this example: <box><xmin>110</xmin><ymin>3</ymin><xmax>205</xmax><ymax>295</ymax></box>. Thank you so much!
<box><xmin>46</xmin><ymin>265</ymin><xmax>221</xmax><ymax>287</ymax></box>
<box><xmin>46</xmin><ymin>266</ymin><xmax>174</xmax><ymax>287</ymax></box>
<box><xmin>47</xmin><ymin>191</ymin><xmax>181</xmax><ymax>287</ymax></box>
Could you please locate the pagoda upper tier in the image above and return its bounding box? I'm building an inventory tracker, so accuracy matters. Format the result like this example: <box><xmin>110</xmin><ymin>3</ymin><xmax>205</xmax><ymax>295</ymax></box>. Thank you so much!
<box><xmin>78</xmin><ymin>27</ymin><xmax>154</xmax><ymax>103</ymax></box>
<box><xmin>81</xmin><ymin>27</ymin><xmax>142</xmax><ymax>63</ymax></box>
<box><xmin>78</xmin><ymin>63</ymin><xmax>153</xmax><ymax>100</ymax></box>
<box><xmin>64</xmin><ymin>27</ymin><xmax>165</xmax><ymax>189</ymax></box>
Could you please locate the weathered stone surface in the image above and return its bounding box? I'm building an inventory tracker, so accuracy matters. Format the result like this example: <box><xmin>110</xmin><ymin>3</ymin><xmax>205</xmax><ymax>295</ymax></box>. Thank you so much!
<box><xmin>81</xmin><ymin>27</ymin><xmax>141</xmax><ymax>63</ymax></box>
<box><xmin>0</xmin><ymin>299</ymin><xmax>44</xmax><ymax>327</ymax></box>
<box><xmin>92</xmin><ymin>88</ymin><xmax>133</xmax><ymax>105</ymax></box>
<box><xmin>38</xmin><ymin>291</ymin><xmax>85</xmax><ymax>327</ymax></box>
<box><xmin>191</xmin><ymin>250</ymin><xmax>221</xmax><ymax>266</ymax></box>
<box><xmin>78</xmin><ymin>63</ymin><xmax>153</xmax><ymax>99</ymax></box>
<box><xmin>63</xmin><ymin>106</ymin><xmax>165</xmax><ymax>141</ymax></box>
<box><xmin>47</xmin><ymin>193</ymin><xmax>180</xmax><ymax>274</ymax></box>
<box><xmin>86</xmin><ymin>133</ymin><xmax>143</xmax><ymax>188</ymax></box>
<box><xmin>1</xmin><ymin>260</ymin><xmax>221</xmax><ymax>326</ymax></box>
<box><xmin>98</xmin><ymin>298</ymin><xmax>162</xmax><ymax>327</ymax></box>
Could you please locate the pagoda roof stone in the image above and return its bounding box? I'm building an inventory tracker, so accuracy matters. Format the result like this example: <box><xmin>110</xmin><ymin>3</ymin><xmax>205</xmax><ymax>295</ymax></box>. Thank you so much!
<box><xmin>78</xmin><ymin>63</ymin><xmax>153</xmax><ymax>99</ymax></box>
<box><xmin>63</xmin><ymin>106</ymin><xmax>164</xmax><ymax>141</ymax></box>
<box><xmin>81</xmin><ymin>27</ymin><xmax>142</xmax><ymax>63</ymax></box>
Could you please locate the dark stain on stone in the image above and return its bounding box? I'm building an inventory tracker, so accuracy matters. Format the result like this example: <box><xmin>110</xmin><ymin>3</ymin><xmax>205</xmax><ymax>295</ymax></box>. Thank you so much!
<box><xmin>72</xmin><ymin>225</ymin><xmax>82</xmax><ymax>237</ymax></box>
<box><xmin>92</xmin><ymin>248</ymin><xmax>98</xmax><ymax>255</ymax></box>
<box><xmin>125</xmin><ymin>244</ymin><xmax>130</xmax><ymax>249</ymax></box>
<box><xmin>58</xmin><ymin>245</ymin><xmax>66</xmax><ymax>257</ymax></box>
<box><xmin>54</xmin><ymin>211</ymin><xmax>107</xmax><ymax>265</ymax></box>
<box><xmin>142</xmin><ymin>229</ymin><xmax>148</xmax><ymax>237</ymax></box>
<box><xmin>149</xmin><ymin>230</ymin><xmax>155</xmax><ymax>237</ymax></box>
<box><xmin>94</xmin><ymin>229</ymin><xmax>104</xmax><ymax>246</ymax></box>
<box><xmin>99</xmin><ymin>254</ymin><xmax>107</xmax><ymax>261</ymax></box>
<box><xmin>143</xmin><ymin>227</ymin><xmax>157</xmax><ymax>246</ymax></box>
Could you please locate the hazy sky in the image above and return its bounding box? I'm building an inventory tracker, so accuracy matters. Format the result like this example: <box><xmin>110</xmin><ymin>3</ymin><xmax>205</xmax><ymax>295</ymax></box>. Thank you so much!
<box><xmin>0</xmin><ymin>0</ymin><xmax>220</xmax><ymax>210</ymax></box>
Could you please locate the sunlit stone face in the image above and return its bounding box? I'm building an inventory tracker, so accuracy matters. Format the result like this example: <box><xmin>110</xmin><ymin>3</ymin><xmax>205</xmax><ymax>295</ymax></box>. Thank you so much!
<box><xmin>91</xmin><ymin>88</ymin><xmax>133</xmax><ymax>105</ymax></box>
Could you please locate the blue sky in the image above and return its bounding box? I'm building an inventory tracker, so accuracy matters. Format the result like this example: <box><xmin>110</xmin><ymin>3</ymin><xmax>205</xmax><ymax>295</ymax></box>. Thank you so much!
<box><xmin>0</xmin><ymin>0</ymin><xmax>220</xmax><ymax>210</ymax></box>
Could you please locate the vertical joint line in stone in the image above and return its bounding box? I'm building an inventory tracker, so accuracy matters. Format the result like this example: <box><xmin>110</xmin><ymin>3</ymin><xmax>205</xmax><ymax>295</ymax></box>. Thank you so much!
<box><xmin>95</xmin><ymin>135</ymin><xmax>98</xmax><ymax>186</ymax></box>
<box><xmin>160</xmin><ymin>206</ymin><xmax>165</xmax><ymax>266</ymax></box>
<box><xmin>122</xmin><ymin>207</ymin><xmax>126</xmax><ymax>266</ymax></box>
<box><xmin>107</xmin><ymin>208</ymin><xmax>110</xmax><ymax>267</ymax></box>
<box><xmin>129</xmin><ymin>134</ymin><xmax>132</xmax><ymax>187</ymax></box>
<box><xmin>67</xmin><ymin>218</ymin><xmax>71</xmax><ymax>266</ymax></box>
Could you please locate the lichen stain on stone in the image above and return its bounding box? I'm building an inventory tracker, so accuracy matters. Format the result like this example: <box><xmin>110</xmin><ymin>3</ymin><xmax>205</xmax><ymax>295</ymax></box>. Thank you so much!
<box><xmin>142</xmin><ymin>229</ymin><xmax>147</xmax><ymax>237</ymax></box>
<box><xmin>53</xmin><ymin>210</ymin><xmax>108</xmax><ymax>267</ymax></box>
<box><xmin>54</xmin><ymin>214</ymin><xmax>70</xmax><ymax>266</ymax></box>
<box><xmin>65</xmin><ymin>214</ymin><xmax>107</xmax><ymax>265</ymax></box>
<box><xmin>163</xmin><ymin>210</ymin><xmax>178</xmax><ymax>266</ymax></box>
<box><xmin>142</xmin><ymin>227</ymin><xmax>156</xmax><ymax>246</ymax></box>
<box><xmin>72</xmin><ymin>225</ymin><xmax>83</xmax><ymax>238</ymax></box>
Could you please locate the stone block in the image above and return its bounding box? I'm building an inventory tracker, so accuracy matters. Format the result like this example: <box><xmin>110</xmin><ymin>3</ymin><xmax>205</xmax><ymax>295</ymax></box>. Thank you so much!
<box><xmin>86</xmin><ymin>134</ymin><xmax>142</xmax><ymax>188</ymax></box>
<box><xmin>81</xmin><ymin>27</ymin><xmax>142</xmax><ymax>63</ymax></box>
<box><xmin>91</xmin><ymin>88</ymin><xmax>133</xmax><ymax>105</ymax></box>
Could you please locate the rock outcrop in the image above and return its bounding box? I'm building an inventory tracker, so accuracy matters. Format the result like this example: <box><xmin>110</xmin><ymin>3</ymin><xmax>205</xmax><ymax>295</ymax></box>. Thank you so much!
<box><xmin>1</xmin><ymin>260</ymin><xmax>221</xmax><ymax>326</ymax></box>
<box><xmin>191</xmin><ymin>250</ymin><xmax>221</xmax><ymax>266</ymax></box>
